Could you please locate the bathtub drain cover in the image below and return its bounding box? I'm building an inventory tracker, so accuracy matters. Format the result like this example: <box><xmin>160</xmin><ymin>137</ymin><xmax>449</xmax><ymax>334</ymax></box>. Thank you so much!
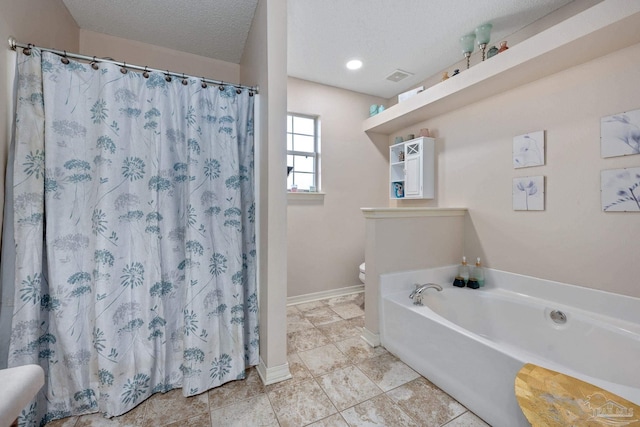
<box><xmin>550</xmin><ymin>310</ymin><xmax>567</xmax><ymax>324</ymax></box>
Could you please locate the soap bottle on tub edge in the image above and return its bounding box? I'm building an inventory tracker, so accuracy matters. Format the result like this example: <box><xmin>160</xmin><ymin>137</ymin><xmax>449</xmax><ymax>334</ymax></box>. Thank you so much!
<box><xmin>453</xmin><ymin>256</ymin><xmax>469</xmax><ymax>287</ymax></box>
<box><xmin>468</xmin><ymin>257</ymin><xmax>484</xmax><ymax>289</ymax></box>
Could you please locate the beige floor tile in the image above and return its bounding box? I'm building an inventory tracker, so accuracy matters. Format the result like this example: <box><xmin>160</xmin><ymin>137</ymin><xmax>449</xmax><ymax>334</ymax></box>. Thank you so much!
<box><xmin>294</xmin><ymin>300</ymin><xmax>327</xmax><ymax>312</ymax></box>
<box><xmin>348</xmin><ymin>316</ymin><xmax>364</xmax><ymax>329</ymax></box>
<box><xmin>340</xmin><ymin>394</ymin><xmax>419</xmax><ymax>427</ymax></box>
<box><xmin>334</xmin><ymin>337</ymin><xmax>388</xmax><ymax>362</ymax></box>
<box><xmin>386</xmin><ymin>377</ymin><xmax>466</xmax><ymax>426</ymax></box>
<box><xmin>306</xmin><ymin>413</ymin><xmax>350</xmax><ymax>427</ymax></box>
<box><xmin>208</xmin><ymin>367</ymin><xmax>265</xmax><ymax>410</ymax></box>
<box><xmin>74</xmin><ymin>404</ymin><xmax>147</xmax><ymax>427</ymax></box>
<box><xmin>317</xmin><ymin>366</ymin><xmax>382</xmax><ymax>411</ymax></box>
<box><xmin>330</xmin><ymin>303</ymin><xmax>365</xmax><ymax>320</ymax></box>
<box><xmin>288</xmin><ymin>327</ymin><xmax>331</xmax><ymax>353</ymax></box>
<box><xmin>287</xmin><ymin>310</ymin><xmax>316</xmax><ymax>333</ymax></box>
<box><xmin>352</xmin><ymin>293</ymin><xmax>364</xmax><ymax>308</ymax></box>
<box><xmin>356</xmin><ymin>353</ymin><xmax>420</xmax><ymax>392</ymax></box>
<box><xmin>45</xmin><ymin>416</ymin><xmax>78</xmax><ymax>427</ymax></box>
<box><xmin>324</xmin><ymin>293</ymin><xmax>363</xmax><ymax>307</ymax></box>
<box><xmin>268</xmin><ymin>378</ymin><xmax>337</xmax><ymax>427</ymax></box>
<box><xmin>317</xmin><ymin>320</ymin><xmax>362</xmax><ymax>342</ymax></box>
<box><xmin>287</xmin><ymin>305</ymin><xmax>300</xmax><ymax>315</ymax></box>
<box><xmin>165</xmin><ymin>413</ymin><xmax>211</xmax><ymax>427</ymax></box>
<box><xmin>443</xmin><ymin>411</ymin><xmax>491</xmax><ymax>427</ymax></box>
<box><xmin>266</xmin><ymin>353</ymin><xmax>313</xmax><ymax>393</ymax></box>
<box><xmin>143</xmin><ymin>389</ymin><xmax>208</xmax><ymax>426</ymax></box>
<box><xmin>303</xmin><ymin>306</ymin><xmax>343</xmax><ymax>326</ymax></box>
<box><xmin>73</xmin><ymin>400</ymin><xmax>148</xmax><ymax>427</ymax></box>
<box><xmin>298</xmin><ymin>344</ymin><xmax>351</xmax><ymax>377</ymax></box>
<box><xmin>210</xmin><ymin>394</ymin><xmax>278</xmax><ymax>427</ymax></box>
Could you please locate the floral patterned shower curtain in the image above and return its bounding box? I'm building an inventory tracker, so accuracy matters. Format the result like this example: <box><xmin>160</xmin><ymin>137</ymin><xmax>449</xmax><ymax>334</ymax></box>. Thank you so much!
<box><xmin>8</xmin><ymin>48</ymin><xmax>258</xmax><ymax>425</ymax></box>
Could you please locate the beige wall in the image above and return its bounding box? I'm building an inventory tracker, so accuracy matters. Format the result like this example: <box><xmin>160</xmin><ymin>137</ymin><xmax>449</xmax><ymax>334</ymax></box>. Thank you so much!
<box><xmin>391</xmin><ymin>42</ymin><xmax>640</xmax><ymax>299</ymax></box>
<box><xmin>287</xmin><ymin>78</ymin><xmax>388</xmax><ymax>297</ymax></box>
<box><xmin>362</xmin><ymin>210</ymin><xmax>465</xmax><ymax>340</ymax></box>
<box><xmin>241</xmin><ymin>0</ymin><xmax>290</xmax><ymax>382</ymax></box>
<box><xmin>0</xmin><ymin>0</ymin><xmax>79</xmax><ymax>246</ymax></box>
<box><xmin>79</xmin><ymin>30</ymin><xmax>240</xmax><ymax>84</ymax></box>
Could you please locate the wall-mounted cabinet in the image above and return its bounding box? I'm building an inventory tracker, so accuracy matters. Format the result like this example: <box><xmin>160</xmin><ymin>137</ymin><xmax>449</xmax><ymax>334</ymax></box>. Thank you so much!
<box><xmin>364</xmin><ymin>1</ymin><xmax>640</xmax><ymax>135</ymax></box>
<box><xmin>390</xmin><ymin>137</ymin><xmax>434</xmax><ymax>200</ymax></box>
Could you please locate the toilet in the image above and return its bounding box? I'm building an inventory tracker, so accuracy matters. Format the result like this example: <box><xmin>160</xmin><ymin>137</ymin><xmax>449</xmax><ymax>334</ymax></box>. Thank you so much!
<box><xmin>359</xmin><ymin>262</ymin><xmax>365</xmax><ymax>283</ymax></box>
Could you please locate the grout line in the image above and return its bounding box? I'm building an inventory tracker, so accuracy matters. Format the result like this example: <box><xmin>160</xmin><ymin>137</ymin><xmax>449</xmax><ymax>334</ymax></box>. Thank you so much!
<box><xmin>440</xmin><ymin>410</ymin><xmax>469</xmax><ymax>426</ymax></box>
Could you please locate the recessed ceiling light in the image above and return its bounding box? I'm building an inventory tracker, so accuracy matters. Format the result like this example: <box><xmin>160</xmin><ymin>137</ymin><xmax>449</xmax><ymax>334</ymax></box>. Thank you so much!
<box><xmin>346</xmin><ymin>59</ymin><xmax>363</xmax><ymax>70</ymax></box>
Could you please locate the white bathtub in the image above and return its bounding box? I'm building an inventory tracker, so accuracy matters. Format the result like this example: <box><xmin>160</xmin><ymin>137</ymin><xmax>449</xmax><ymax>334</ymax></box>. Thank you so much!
<box><xmin>379</xmin><ymin>266</ymin><xmax>640</xmax><ymax>427</ymax></box>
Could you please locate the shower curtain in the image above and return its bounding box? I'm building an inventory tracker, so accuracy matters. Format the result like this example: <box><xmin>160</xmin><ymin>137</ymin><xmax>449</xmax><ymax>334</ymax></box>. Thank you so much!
<box><xmin>7</xmin><ymin>48</ymin><xmax>258</xmax><ymax>425</ymax></box>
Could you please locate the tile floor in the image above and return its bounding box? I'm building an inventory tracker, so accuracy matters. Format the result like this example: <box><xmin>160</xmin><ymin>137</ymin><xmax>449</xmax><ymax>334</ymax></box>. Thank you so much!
<box><xmin>46</xmin><ymin>293</ymin><xmax>490</xmax><ymax>427</ymax></box>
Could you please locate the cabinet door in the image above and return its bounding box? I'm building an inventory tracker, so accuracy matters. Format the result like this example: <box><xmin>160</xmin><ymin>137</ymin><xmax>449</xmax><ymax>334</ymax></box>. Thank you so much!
<box><xmin>404</xmin><ymin>142</ymin><xmax>422</xmax><ymax>197</ymax></box>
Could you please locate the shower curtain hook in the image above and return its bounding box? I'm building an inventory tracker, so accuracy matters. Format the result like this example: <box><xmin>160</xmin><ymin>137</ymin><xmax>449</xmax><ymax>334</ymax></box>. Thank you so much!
<box><xmin>165</xmin><ymin>71</ymin><xmax>172</xmax><ymax>82</ymax></box>
<box><xmin>120</xmin><ymin>62</ymin><xmax>128</xmax><ymax>74</ymax></box>
<box><xmin>91</xmin><ymin>56</ymin><xmax>99</xmax><ymax>70</ymax></box>
<box><xmin>23</xmin><ymin>43</ymin><xmax>33</xmax><ymax>56</ymax></box>
<box><xmin>143</xmin><ymin>66</ymin><xmax>149</xmax><ymax>79</ymax></box>
<box><xmin>181</xmin><ymin>73</ymin><xmax>188</xmax><ymax>86</ymax></box>
<box><xmin>61</xmin><ymin>50</ymin><xmax>70</xmax><ymax>64</ymax></box>
<box><xmin>235</xmin><ymin>86</ymin><xmax>242</xmax><ymax>94</ymax></box>
<box><xmin>201</xmin><ymin>78</ymin><xmax>207</xmax><ymax>89</ymax></box>
<box><xmin>219</xmin><ymin>81</ymin><xmax>225</xmax><ymax>91</ymax></box>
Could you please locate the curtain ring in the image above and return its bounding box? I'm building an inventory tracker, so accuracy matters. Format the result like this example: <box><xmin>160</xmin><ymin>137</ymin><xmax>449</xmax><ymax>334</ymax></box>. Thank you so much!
<box><xmin>248</xmin><ymin>90</ymin><xmax>254</xmax><ymax>97</ymax></box>
<box><xmin>61</xmin><ymin>50</ymin><xmax>70</xmax><ymax>64</ymax></box>
<box><xmin>91</xmin><ymin>56</ymin><xmax>99</xmax><ymax>70</ymax></box>
<box><xmin>143</xmin><ymin>66</ymin><xmax>149</xmax><ymax>79</ymax></box>
<box><xmin>120</xmin><ymin>62</ymin><xmax>128</xmax><ymax>74</ymax></box>
<box><xmin>201</xmin><ymin>78</ymin><xmax>207</xmax><ymax>89</ymax></box>
<box><xmin>23</xmin><ymin>43</ymin><xmax>32</xmax><ymax>56</ymax></box>
<box><xmin>219</xmin><ymin>82</ymin><xmax>225</xmax><ymax>91</ymax></box>
<box><xmin>181</xmin><ymin>73</ymin><xmax>188</xmax><ymax>86</ymax></box>
<box><xmin>235</xmin><ymin>86</ymin><xmax>242</xmax><ymax>94</ymax></box>
<box><xmin>165</xmin><ymin>71</ymin><xmax>172</xmax><ymax>82</ymax></box>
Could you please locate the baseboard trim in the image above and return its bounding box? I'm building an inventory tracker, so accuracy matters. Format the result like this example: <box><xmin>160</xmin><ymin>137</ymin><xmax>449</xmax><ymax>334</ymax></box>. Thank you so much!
<box><xmin>361</xmin><ymin>327</ymin><xmax>381</xmax><ymax>348</ymax></box>
<box><xmin>287</xmin><ymin>285</ymin><xmax>364</xmax><ymax>306</ymax></box>
<box><xmin>256</xmin><ymin>358</ymin><xmax>292</xmax><ymax>386</ymax></box>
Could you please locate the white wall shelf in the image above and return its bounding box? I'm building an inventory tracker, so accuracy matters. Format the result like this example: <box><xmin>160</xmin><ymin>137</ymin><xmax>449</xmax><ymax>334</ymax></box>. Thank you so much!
<box><xmin>389</xmin><ymin>137</ymin><xmax>434</xmax><ymax>200</ymax></box>
<box><xmin>363</xmin><ymin>0</ymin><xmax>640</xmax><ymax>135</ymax></box>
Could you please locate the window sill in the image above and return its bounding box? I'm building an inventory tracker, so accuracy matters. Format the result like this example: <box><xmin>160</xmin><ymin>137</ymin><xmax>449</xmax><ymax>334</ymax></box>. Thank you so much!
<box><xmin>287</xmin><ymin>192</ymin><xmax>325</xmax><ymax>203</ymax></box>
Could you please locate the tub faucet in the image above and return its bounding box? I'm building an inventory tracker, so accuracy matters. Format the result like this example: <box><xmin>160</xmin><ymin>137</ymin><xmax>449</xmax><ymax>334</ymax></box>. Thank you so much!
<box><xmin>409</xmin><ymin>283</ymin><xmax>443</xmax><ymax>305</ymax></box>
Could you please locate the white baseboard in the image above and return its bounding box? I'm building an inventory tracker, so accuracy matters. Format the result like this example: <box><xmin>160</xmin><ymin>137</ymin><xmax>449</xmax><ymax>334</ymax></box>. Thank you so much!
<box><xmin>256</xmin><ymin>358</ymin><xmax>292</xmax><ymax>386</ymax></box>
<box><xmin>361</xmin><ymin>327</ymin><xmax>381</xmax><ymax>348</ymax></box>
<box><xmin>287</xmin><ymin>284</ymin><xmax>364</xmax><ymax>306</ymax></box>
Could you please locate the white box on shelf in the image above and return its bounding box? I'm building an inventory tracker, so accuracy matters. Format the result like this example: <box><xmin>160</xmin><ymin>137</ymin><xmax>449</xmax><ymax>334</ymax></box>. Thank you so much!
<box><xmin>398</xmin><ymin>86</ymin><xmax>424</xmax><ymax>103</ymax></box>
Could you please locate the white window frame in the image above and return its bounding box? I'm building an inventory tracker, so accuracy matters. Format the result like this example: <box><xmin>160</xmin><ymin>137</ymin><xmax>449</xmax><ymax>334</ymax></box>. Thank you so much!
<box><xmin>287</xmin><ymin>113</ymin><xmax>320</xmax><ymax>192</ymax></box>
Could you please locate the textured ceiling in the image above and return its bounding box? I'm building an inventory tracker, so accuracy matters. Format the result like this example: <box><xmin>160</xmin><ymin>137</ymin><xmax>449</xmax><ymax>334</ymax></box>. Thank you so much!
<box><xmin>62</xmin><ymin>0</ymin><xmax>576</xmax><ymax>98</ymax></box>
<box><xmin>62</xmin><ymin>0</ymin><xmax>258</xmax><ymax>64</ymax></box>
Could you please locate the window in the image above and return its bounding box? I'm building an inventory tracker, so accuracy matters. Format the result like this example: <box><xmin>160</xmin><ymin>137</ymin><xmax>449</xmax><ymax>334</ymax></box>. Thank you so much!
<box><xmin>287</xmin><ymin>113</ymin><xmax>319</xmax><ymax>192</ymax></box>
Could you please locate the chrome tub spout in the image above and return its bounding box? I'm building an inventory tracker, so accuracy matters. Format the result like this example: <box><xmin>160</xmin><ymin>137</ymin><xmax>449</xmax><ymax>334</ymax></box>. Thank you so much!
<box><xmin>409</xmin><ymin>283</ymin><xmax>443</xmax><ymax>305</ymax></box>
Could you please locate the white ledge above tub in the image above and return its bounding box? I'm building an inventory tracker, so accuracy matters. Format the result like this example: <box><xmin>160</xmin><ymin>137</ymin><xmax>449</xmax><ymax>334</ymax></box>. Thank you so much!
<box><xmin>363</xmin><ymin>0</ymin><xmax>640</xmax><ymax>135</ymax></box>
<box><xmin>361</xmin><ymin>207</ymin><xmax>467</xmax><ymax>219</ymax></box>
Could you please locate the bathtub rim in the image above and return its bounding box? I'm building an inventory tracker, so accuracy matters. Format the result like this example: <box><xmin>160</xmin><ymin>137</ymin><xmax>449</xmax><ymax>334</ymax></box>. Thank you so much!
<box><xmin>379</xmin><ymin>265</ymin><xmax>640</xmax><ymax>325</ymax></box>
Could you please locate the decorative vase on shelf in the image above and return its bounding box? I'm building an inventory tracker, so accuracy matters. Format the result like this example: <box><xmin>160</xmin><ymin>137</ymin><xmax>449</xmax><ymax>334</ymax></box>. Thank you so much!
<box><xmin>486</xmin><ymin>46</ymin><xmax>499</xmax><ymax>59</ymax></box>
<box><xmin>498</xmin><ymin>41</ymin><xmax>509</xmax><ymax>53</ymax></box>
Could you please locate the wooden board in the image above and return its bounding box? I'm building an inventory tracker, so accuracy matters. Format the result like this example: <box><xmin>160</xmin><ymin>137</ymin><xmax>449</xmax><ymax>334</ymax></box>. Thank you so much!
<box><xmin>515</xmin><ymin>363</ymin><xmax>640</xmax><ymax>426</ymax></box>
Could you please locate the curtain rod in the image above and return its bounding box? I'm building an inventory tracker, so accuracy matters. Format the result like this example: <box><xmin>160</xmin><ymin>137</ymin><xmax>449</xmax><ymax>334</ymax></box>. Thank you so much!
<box><xmin>8</xmin><ymin>36</ymin><xmax>258</xmax><ymax>94</ymax></box>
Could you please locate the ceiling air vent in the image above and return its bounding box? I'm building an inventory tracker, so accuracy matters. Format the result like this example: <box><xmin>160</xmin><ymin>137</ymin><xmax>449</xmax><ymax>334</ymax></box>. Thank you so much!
<box><xmin>386</xmin><ymin>69</ymin><xmax>413</xmax><ymax>82</ymax></box>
